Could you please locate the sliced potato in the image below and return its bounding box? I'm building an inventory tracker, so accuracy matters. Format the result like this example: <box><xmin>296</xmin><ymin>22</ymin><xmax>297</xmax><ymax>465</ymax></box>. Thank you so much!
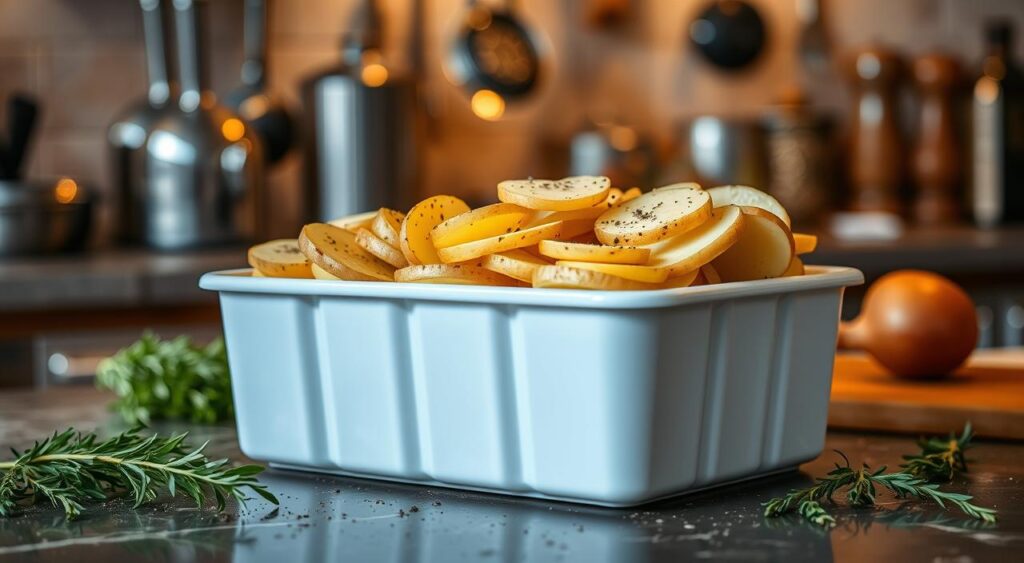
<box><xmin>595</xmin><ymin>184</ymin><xmax>712</xmax><ymax>245</ymax></box>
<box><xmin>532</xmin><ymin>265</ymin><xmax>660</xmax><ymax>291</ymax></box>
<box><xmin>700</xmin><ymin>264</ymin><xmax>722</xmax><ymax>285</ymax></box>
<box><xmin>437</xmin><ymin>221</ymin><xmax>563</xmax><ymax>263</ymax></box>
<box><xmin>311</xmin><ymin>263</ymin><xmax>341</xmax><ymax>280</ymax></box>
<box><xmin>299</xmin><ymin>223</ymin><xmax>395</xmax><ymax>281</ymax></box>
<box><xmin>708</xmin><ymin>185</ymin><xmax>791</xmax><ymax>226</ymax></box>
<box><xmin>538</xmin><ymin>240</ymin><xmax>650</xmax><ymax>265</ymax></box>
<box><xmin>555</xmin><ymin>260</ymin><xmax>669</xmax><ymax>283</ymax></box>
<box><xmin>247</xmin><ymin>239</ymin><xmax>313</xmax><ymax>279</ymax></box>
<box><xmin>251</xmin><ymin>269</ymin><xmax>266</xmax><ymax>277</ymax></box>
<box><xmin>645</xmin><ymin>205</ymin><xmax>745</xmax><ymax>276</ymax></box>
<box><xmin>371</xmin><ymin>208</ymin><xmax>406</xmax><ymax>248</ymax></box>
<box><xmin>596</xmin><ymin>188</ymin><xmax>624</xmax><ymax>209</ymax></box>
<box><xmin>395</xmin><ymin>263</ymin><xmax>521</xmax><ymax>286</ymax></box>
<box><xmin>498</xmin><ymin>176</ymin><xmax>611</xmax><ymax>211</ymax></box>
<box><xmin>652</xmin><ymin>182</ymin><xmax>701</xmax><ymax>193</ymax></box>
<box><xmin>482</xmin><ymin>250</ymin><xmax>550</xmax><ymax>283</ymax></box>
<box><xmin>356</xmin><ymin>228</ymin><xmax>409</xmax><ymax>268</ymax></box>
<box><xmin>399</xmin><ymin>195</ymin><xmax>471</xmax><ymax>265</ymax></box>
<box><xmin>711</xmin><ymin>207</ymin><xmax>795</xmax><ymax>282</ymax></box>
<box><xmin>328</xmin><ymin>210</ymin><xmax>378</xmax><ymax>233</ymax></box>
<box><xmin>782</xmin><ymin>256</ymin><xmax>805</xmax><ymax>277</ymax></box>
<box><xmin>794</xmin><ymin>233</ymin><xmax>818</xmax><ymax>255</ymax></box>
<box><xmin>660</xmin><ymin>269</ymin><xmax>701</xmax><ymax>288</ymax></box>
<box><xmin>431</xmin><ymin>203</ymin><xmax>532</xmax><ymax>248</ymax></box>
<box><xmin>621</xmin><ymin>187</ymin><xmax>642</xmax><ymax>202</ymax></box>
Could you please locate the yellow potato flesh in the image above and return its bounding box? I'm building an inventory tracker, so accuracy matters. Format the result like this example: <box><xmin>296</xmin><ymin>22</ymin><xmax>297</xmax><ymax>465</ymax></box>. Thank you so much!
<box><xmin>621</xmin><ymin>187</ymin><xmax>642</xmax><ymax>202</ymax></box>
<box><xmin>299</xmin><ymin>223</ymin><xmax>395</xmax><ymax>281</ymax></box>
<box><xmin>532</xmin><ymin>265</ymin><xmax>661</xmax><ymax>291</ymax></box>
<box><xmin>328</xmin><ymin>210</ymin><xmax>378</xmax><ymax>233</ymax></box>
<box><xmin>782</xmin><ymin>256</ymin><xmax>805</xmax><ymax>277</ymax></box>
<box><xmin>395</xmin><ymin>263</ymin><xmax>521</xmax><ymax>286</ymax></box>
<box><xmin>371</xmin><ymin>208</ymin><xmax>406</xmax><ymax>248</ymax></box>
<box><xmin>400</xmin><ymin>195</ymin><xmax>471</xmax><ymax>265</ymax></box>
<box><xmin>660</xmin><ymin>269</ymin><xmax>700</xmax><ymax>288</ymax></box>
<box><xmin>538</xmin><ymin>240</ymin><xmax>650</xmax><ymax>265</ymax></box>
<box><xmin>794</xmin><ymin>233</ymin><xmax>818</xmax><ymax>255</ymax></box>
<box><xmin>356</xmin><ymin>228</ymin><xmax>409</xmax><ymax>268</ymax></box>
<box><xmin>437</xmin><ymin>221</ymin><xmax>563</xmax><ymax>263</ymax></box>
<box><xmin>595</xmin><ymin>186</ymin><xmax>712</xmax><ymax>246</ymax></box>
<box><xmin>311</xmin><ymin>263</ymin><xmax>341</xmax><ymax>280</ymax></box>
<box><xmin>482</xmin><ymin>250</ymin><xmax>550</xmax><ymax>283</ymax></box>
<box><xmin>555</xmin><ymin>260</ymin><xmax>669</xmax><ymax>283</ymax></box>
<box><xmin>711</xmin><ymin>207</ymin><xmax>795</xmax><ymax>282</ymax></box>
<box><xmin>645</xmin><ymin>205</ymin><xmax>745</xmax><ymax>276</ymax></box>
<box><xmin>700</xmin><ymin>264</ymin><xmax>722</xmax><ymax>284</ymax></box>
<box><xmin>708</xmin><ymin>185</ymin><xmax>791</xmax><ymax>227</ymax></box>
<box><xmin>497</xmin><ymin>176</ymin><xmax>611</xmax><ymax>211</ymax></box>
<box><xmin>430</xmin><ymin>203</ymin><xmax>532</xmax><ymax>248</ymax></box>
<box><xmin>247</xmin><ymin>239</ymin><xmax>313</xmax><ymax>278</ymax></box>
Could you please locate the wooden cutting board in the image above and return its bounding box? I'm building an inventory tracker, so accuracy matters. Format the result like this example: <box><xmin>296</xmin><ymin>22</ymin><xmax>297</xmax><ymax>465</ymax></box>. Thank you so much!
<box><xmin>829</xmin><ymin>349</ymin><xmax>1024</xmax><ymax>440</ymax></box>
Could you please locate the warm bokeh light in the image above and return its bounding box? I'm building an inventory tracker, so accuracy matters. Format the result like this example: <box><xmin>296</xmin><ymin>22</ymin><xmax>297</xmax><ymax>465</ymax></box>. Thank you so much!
<box><xmin>221</xmin><ymin>118</ymin><xmax>246</xmax><ymax>142</ymax></box>
<box><xmin>361</xmin><ymin>63</ymin><xmax>389</xmax><ymax>87</ymax></box>
<box><xmin>54</xmin><ymin>178</ymin><xmax>78</xmax><ymax>204</ymax></box>
<box><xmin>608</xmin><ymin>125</ymin><xmax>638</xmax><ymax>152</ymax></box>
<box><xmin>470</xmin><ymin>89</ymin><xmax>505</xmax><ymax>121</ymax></box>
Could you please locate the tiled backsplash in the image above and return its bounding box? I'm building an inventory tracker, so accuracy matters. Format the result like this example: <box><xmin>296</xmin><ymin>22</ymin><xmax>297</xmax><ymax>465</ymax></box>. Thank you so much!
<box><xmin>1</xmin><ymin>0</ymin><xmax>1022</xmax><ymax>241</ymax></box>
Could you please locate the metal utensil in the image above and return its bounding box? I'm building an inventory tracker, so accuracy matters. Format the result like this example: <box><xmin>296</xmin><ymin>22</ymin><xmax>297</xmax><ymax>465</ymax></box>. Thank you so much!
<box><xmin>225</xmin><ymin>0</ymin><xmax>295</xmax><ymax>165</ymax></box>
<box><xmin>0</xmin><ymin>178</ymin><xmax>93</xmax><ymax>257</ymax></box>
<box><xmin>447</xmin><ymin>0</ymin><xmax>542</xmax><ymax>103</ymax></box>
<box><xmin>142</xmin><ymin>0</ymin><xmax>263</xmax><ymax>249</ymax></box>
<box><xmin>689</xmin><ymin>0</ymin><xmax>767</xmax><ymax>71</ymax></box>
<box><xmin>669</xmin><ymin>116</ymin><xmax>769</xmax><ymax>188</ymax></box>
<box><xmin>301</xmin><ymin>0</ymin><xmax>419</xmax><ymax>221</ymax></box>
<box><xmin>796</xmin><ymin>0</ymin><xmax>829</xmax><ymax>74</ymax></box>
<box><xmin>110</xmin><ymin>0</ymin><xmax>176</xmax><ymax>243</ymax></box>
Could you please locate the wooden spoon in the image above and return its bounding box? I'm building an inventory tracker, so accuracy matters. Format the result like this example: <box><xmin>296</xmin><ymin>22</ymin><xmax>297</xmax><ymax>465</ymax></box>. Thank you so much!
<box><xmin>838</xmin><ymin>270</ymin><xmax>978</xmax><ymax>378</ymax></box>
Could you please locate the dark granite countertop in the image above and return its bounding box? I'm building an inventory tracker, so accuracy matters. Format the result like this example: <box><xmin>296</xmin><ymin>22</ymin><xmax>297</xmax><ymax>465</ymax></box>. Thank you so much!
<box><xmin>0</xmin><ymin>387</ymin><xmax>1021</xmax><ymax>562</ymax></box>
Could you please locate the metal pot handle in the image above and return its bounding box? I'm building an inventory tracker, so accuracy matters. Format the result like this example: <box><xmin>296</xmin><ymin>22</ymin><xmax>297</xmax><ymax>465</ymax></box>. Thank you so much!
<box><xmin>140</xmin><ymin>0</ymin><xmax>172</xmax><ymax>107</ymax></box>
<box><xmin>172</xmin><ymin>0</ymin><xmax>207</xmax><ymax>112</ymax></box>
<box><xmin>241</xmin><ymin>0</ymin><xmax>267</xmax><ymax>90</ymax></box>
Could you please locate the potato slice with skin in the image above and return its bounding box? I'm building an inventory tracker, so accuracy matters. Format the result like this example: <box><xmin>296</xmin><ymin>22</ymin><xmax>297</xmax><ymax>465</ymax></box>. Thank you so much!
<box><xmin>645</xmin><ymin>205</ymin><xmax>745</xmax><ymax>276</ymax></box>
<box><xmin>400</xmin><ymin>195</ymin><xmax>471</xmax><ymax>265</ymax></box>
<box><xmin>498</xmin><ymin>176</ymin><xmax>611</xmax><ymax>211</ymax></box>
<box><xmin>538</xmin><ymin>240</ymin><xmax>650</xmax><ymax>265</ymax></box>
<box><xmin>794</xmin><ymin>233</ymin><xmax>817</xmax><ymax>255</ymax></box>
<box><xmin>533</xmin><ymin>265</ymin><xmax>660</xmax><ymax>290</ymax></box>
<box><xmin>311</xmin><ymin>263</ymin><xmax>341</xmax><ymax>280</ymax></box>
<box><xmin>621</xmin><ymin>187</ymin><xmax>642</xmax><ymax>202</ymax></box>
<box><xmin>555</xmin><ymin>260</ymin><xmax>670</xmax><ymax>283</ymax></box>
<box><xmin>356</xmin><ymin>228</ymin><xmax>409</xmax><ymax>268</ymax></box>
<box><xmin>395</xmin><ymin>263</ymin><xmax>521</xmax><ymax>286</ymax></box>
<box><xmin>437</xmin><ymin>221</ymin><xmax>563</xmax><ymax>263</ymax></box>
<box><xmin>251</xmin><ymin>269</ymin><xmax>266</xmax><ymax>277</ymax></box>
<box><xmin>431</xmin><ymin>203</ymin><xmax>532</xmax><ymax>248</ymax></box>
<box><xmin>299</xmin><ymin>223</ymin><xmax>395</xmax><ymax>281</ymax></box>
<box><xmin>595</xmin><ymin>184</ymin><xmax>712</xmax><ymax>246</ymax></box>
<box><xmin>708</xmin><ymin>185</ymin><xmax>791</xmax><ymax>227</ymax></box>
<box><xmin>711</xmin><ymin>207</ymin><xmax>795</xmax><ymax>282</ymax></box>
<box><xmin>328</xmin><ymin>210</ymin><xmax>378</xmax><ymax>233</ymax></box>
<box><xmin>248</xmin><ymin>239</ymin><xmax>314</xmax><ymax>278</ymax></box>
<box><xmin>660</xmin><ymin>269</ymin><xmax>701</xmax><ymax>288</ymax></box>
<box><xmin>482</xmin><ymin>250</ymin><xmax>550</xmax><ymax>283</ymax></box>
<box><xmin>782</xmin><ymin>256</ymin><xmax>805</xmax><ymax>277</ymax></box>
<box><xmin>371</xmin><ymin>208</ymin><xmax>405</xmax><ymax>248</ymax></box>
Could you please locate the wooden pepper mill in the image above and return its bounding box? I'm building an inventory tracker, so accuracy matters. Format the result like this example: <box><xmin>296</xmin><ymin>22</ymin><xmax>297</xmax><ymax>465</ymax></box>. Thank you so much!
<box><xmin>843</xmin><ymin>46</ymin><xmax>904</xmax><ymax>213</ymax></box>
<box><xmin>911</xmin><ymin>53</ymin><xmax>962</xmax><ymax>225</ymax></box>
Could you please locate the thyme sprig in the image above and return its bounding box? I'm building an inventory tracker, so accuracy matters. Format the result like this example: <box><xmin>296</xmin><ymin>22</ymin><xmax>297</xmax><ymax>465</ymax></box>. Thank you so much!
<box><xmin>0</xmin><ymin>428</ymin><xmax>277</xmax><ymax>520</ymax></box>
<box><xmin>901</xmin><ymin>422</ymin><xmax>973</xmax><ymax>481</ymax></box>
<box><xmin>763</xmin><ymin>451</ymin><xmax>996</xmax><ymax>528</ymax></box>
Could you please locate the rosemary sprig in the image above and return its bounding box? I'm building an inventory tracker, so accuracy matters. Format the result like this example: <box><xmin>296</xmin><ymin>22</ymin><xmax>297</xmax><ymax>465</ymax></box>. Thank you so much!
<box><xmin>901</xmin><ymin>422</ymin><xmax>973</xmax><ymax>481</ymax></box>
<box><xmin>763</xmin><ymin>451</ymin><xmax>996</xmax><ymax>528</ymax></box>
<box><xmin>0</xmin><ymin>428</ymin><xmax>277</xmax><ymax>520</ymax></box>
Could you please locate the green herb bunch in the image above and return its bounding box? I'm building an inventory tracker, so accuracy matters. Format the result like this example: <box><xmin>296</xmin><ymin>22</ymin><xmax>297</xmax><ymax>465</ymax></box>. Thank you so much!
<box><xmin>763</xmin><ymin>451</ymin><xmax>996</xmax><ymax>528</ymax></box>
<box><xmin>901</xmin><ymin>422</ymin><xmax>973</xmax><ymax>482</ymax></box>
<box><xmin>0</xmin><ymin>428</ymin><xmax>276</xmax><ymax>520</ymax></box>
<box><xmin>96</xmin><ymin>333</ymin><xmax>233</xmax><ymax>425</ymax></box>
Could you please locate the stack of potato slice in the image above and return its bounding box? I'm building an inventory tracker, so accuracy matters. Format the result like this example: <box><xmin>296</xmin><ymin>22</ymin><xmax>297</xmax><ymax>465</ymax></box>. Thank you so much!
<box><xmin>246</xmin><ymin>177</ymin><xmax>819</xmax><ymax>290</ymax></box>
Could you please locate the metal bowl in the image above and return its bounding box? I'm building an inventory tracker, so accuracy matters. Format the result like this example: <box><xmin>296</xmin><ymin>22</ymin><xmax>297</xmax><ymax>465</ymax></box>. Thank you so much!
<box><xmin>0</xmin><ymin>178</ymin><xmax>94</xmax><ymax>257</ymax></box>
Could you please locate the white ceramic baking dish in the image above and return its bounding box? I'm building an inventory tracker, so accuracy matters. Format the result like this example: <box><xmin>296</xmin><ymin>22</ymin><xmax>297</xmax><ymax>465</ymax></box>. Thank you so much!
<box><xmin>200</xmin><ymin>265</ymin><xmax>862</xmax><ymax>507</ymax></box>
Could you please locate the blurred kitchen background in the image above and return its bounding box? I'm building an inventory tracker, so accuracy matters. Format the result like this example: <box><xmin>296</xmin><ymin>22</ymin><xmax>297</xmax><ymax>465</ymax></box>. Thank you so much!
<box><xmin>1</xmin><ymin>0</ymin><xmax>1023</xmax><ymax>387</ymax></box>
